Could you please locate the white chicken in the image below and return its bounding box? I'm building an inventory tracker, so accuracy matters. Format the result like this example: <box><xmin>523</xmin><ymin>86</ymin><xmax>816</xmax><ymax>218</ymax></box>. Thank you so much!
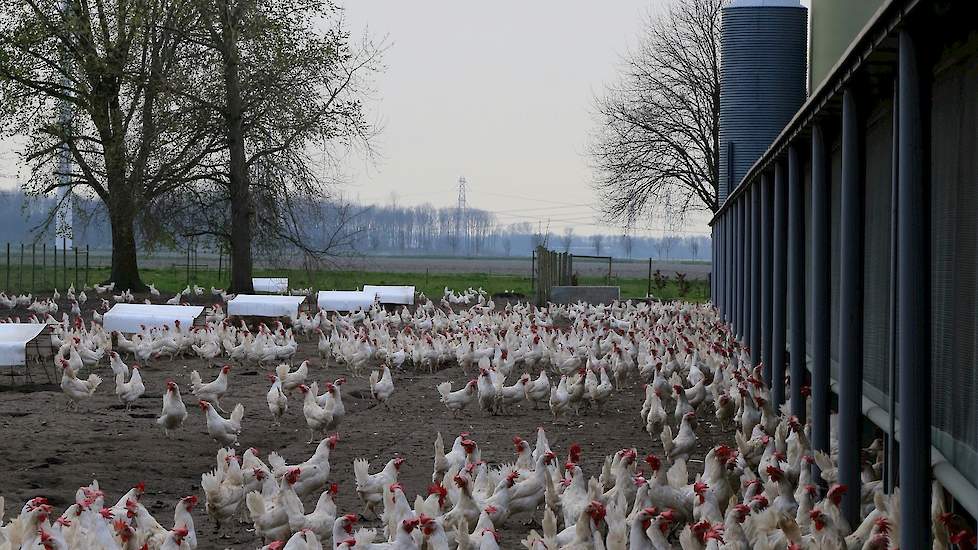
<box><xmin>200</xmin><ymin>400</ymin><xmax>244</xmax><ymax>446</ymax></box>
<box><xmin>369</xmin><ymin>365</ymin><xmax>395</xmax><ymax>408</ymax></box>
<box><xmin>157</xmin><ymin>380</ymin><xmax>188</xmax><ymax>437</ymax></box>
<box><xmin>190</xmin><ymin>365</ymin><xmax>231</xmax><ymax>411</ymax></box>
<box><xmin>58</xmin><ymin>361</ymin><xmax>102</xmax><ymax>410</ymax></box>
<box><xmin>114</xmin><ymin>365</ymin><xmax>146</xmax><ymax>412</ymax></box>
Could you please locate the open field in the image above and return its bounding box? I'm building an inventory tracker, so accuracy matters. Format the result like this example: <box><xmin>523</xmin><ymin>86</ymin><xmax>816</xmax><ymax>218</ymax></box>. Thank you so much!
<box><xmin>0</xmin><ymin>266</ymin><xmax>710</xmax><ymax>303</ymax></box>
<box><xmin>0</xmin><ymin>290</ymin><xmax>731</xmax><ymax>548</ymax></box>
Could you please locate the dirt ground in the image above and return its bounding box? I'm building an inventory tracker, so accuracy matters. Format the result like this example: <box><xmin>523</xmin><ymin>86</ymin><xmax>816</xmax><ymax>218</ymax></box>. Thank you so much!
<box><xmin>0</xmin><ymin>294</ymin><xmax>733</xmax><ymax>548</ymax></box>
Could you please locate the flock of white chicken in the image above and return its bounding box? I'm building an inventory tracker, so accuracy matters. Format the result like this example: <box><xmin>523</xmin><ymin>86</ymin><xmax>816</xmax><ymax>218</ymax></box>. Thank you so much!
<box><xmin>1</xmin><ymin>286</ymin><xmax>974</xmax><ymax>549</ymax></box>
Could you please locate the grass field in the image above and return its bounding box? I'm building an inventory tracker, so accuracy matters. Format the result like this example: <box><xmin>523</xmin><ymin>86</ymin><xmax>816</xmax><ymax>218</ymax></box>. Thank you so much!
<box><xmin>0</xmin><ymin>263</ymin><xmax>710</xmax><ymax>302</ymax></box>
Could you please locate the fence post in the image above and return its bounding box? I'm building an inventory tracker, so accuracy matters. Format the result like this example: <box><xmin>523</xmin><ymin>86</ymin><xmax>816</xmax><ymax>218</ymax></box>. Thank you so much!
<box><xmin>217</xmin><ymin>250</ymin><xmax>223</xmax><ymax>284</ymax></box>
<box><xmin>647</xmin><ymin>258</ymin><xmax>652</xmax><ymax>297</ymax></box>
<box><xmin>85</xmin><ymin>245</ymin><xmax>89</xmax><ymax>287</ymax></box>
<box><xmin>5</xmin><ymin>243</ymin><xmax>9</xmax><ymax>291</ymax></box>
<box><xmin>18</xmin><ymin>243</ymin><xmax>24</xmax><ymax>291</ymax></box>
<box><xmin>42</xmin><ymin>244</ymin><xmax>46</xmax><ymax>291</ymax></box>
<box><xmin>62</xmin><ymin>238</ymin><xmax>67</xmax><ymax>289</ymax></box>
<box><xmin>186</xmin><ymin>239</ymin><xmax>191</xmax><ymax>287</ymax></box>
<box><xmin>530</xmin><ymin>250</ymin><xmax>535</xmax><ymax>291</ymax></box>
<box><xmin>607</xmin><ymin>256</ymin><xmax>612</xmax><ymax>284</ymax></box>
<box><xmin>31</xmin><ymin>244</ymin><xmax>35</xmax><ymax>291</ymax></box>
<box><xmin>74</xmin><ymin>246</ymin><xmax>79</xmax><ymax>290</ymax></box>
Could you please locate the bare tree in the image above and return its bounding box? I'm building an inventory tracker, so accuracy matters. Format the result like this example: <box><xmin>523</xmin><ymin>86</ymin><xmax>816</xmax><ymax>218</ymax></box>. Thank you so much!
<box><xmin>590</xmin><ymin>0</ymin><xmax>721</xmax><ymax>224</ymax></box>
<box><xmin>0</xmin><ymin>0</ymin><xmax>220</xmax><ymax>289</ymax></box>
<box><xmin>590</xmin><ymin>234</ymin><xmax>605</xmax><ymax>256</ymax></box>
<box><xmin>561</xmin><ymin>227</ymin><xmax>575</xmax><ymax>253</ymax></box>
<box><xmin>170</xmin><ymin>0</ymin><xmax>382</xmax><ymax>291</ymax></box>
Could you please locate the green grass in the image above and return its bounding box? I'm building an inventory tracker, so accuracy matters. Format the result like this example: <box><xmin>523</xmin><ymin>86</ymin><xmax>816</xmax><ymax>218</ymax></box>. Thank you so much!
<box><xmin>0</xmin><ymin>264</ymin><xmax>710</xmax><ymax>303</ymax></box>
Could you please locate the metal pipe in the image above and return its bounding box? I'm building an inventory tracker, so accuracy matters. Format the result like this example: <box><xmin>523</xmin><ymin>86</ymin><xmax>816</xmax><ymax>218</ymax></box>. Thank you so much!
<box><xmin>734</xmin><ymin>201</ymin><xmax>741</xmax><ymax>335</ymax></box>
<box><xmin>788</xmin><ymin>144</ymin><xmax>806</xmax><ymax>421</ymax></box>
<box><xmin>810</xmin><ymin>123</ymin><xmax>831</xmax><ymax>468</ymax></box>
<box><xmin>838</xmin><ymin>87</ymin><xmax>864</xmax><ymax>526</ymax></box>
<box><xmin>750</xmin><ymin>184</ymin><xmax>761</xmax><ymax>366</ymax></box>
<box><xmin>761</xmin><ymin>172</ymin><xmax>773</xmax><ymax>383</ymax></box>
<box><xmin>772</xmin><ymin>161</ymin><xmax>788</xmax><ymax>410</ymax></box>
<box><xmin>897</xmin><ymin>29</ymin><xmax>931</xmax><ymax>550</ymax></box>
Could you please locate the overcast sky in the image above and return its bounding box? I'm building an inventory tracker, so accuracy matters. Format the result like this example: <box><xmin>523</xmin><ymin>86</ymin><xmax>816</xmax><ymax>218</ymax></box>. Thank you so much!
<box><xmin>339</xmin><ymin>0</ymin><xmax>714</xmax><ymax>236</ymax></box>
<box><xmin>0</xmin><ymin>1</ymin><xmax>718</xmax><ymax>237</ymax></box>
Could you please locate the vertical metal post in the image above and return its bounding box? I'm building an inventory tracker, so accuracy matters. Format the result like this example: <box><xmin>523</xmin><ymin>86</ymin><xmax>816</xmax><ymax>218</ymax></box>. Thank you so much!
<box><xmin>717</xmin><ymin>219</ymin><xmax>724</xmax><ymax>313</ymax></box>
<box><xmin>5</xmin><ymin>243</ymin><xmax>9</xmax><ymax>291</ymax></box>
<box><xmin>62</xmin><ymin>239</ymin><xmax>66</xmax><ymax>289</ymax></box>
<box><xmin>897</xmin><ymin>29</ymin><xmax>931</xmax><ymax>549</ymax></box>
<box><xmin>735</xmin><ymin>201</ymin><xmax>742</xmax><ymax>336</ymax></box>
<box><xmin>85</xmin><ymin>245</ymin><xmax>89</xmax><ymax>287</ymax></box>
<box><xmin>838</xmin><ymin>87</ymin><xmax>864</xmax><ymax>527</ymax></box>
<box><xmin>885</xmin><ymin>82</ymin><xmax>899</xmax><ymax>494</ymax></box>
<box><xmin>19</xmin><ymin>243</ymin><xmax>24</xmax><ymax>291</ymax></box>
<box><xmin>772</xmin><ymin>161</ymin><xmax>788</xmax><ymax>410</ymax></box>
<box><xmin>811</xmin><ymin>124</ymin><xmax>831</xmax><ymax>469</ymax></box>
<box><xmin>742</xmin><ymin>198</ymin><xmax>750</xmax><ymax>341</ymax></box>
<box><xmin>74</xmin><ymin>246</ymin><xmax>78</xmax><ymax>290</ymax></box>
<box><xmin>42</xmin><ymin>244</ymin><xmax>46</xmax><ymax>290</ymax></box>
<box><xmin>788</xmin><ymin>144</ymin><xmax>806</xmax><ymax>421</ymax></box>
<box><xmin>710</xmin><ymin>229</ymin><xmax>715</xmax><ymax>302</ymax></box>
<box><xmin>730</xmin><ymin>202</ymin><xmax>740</xmax><ymax>336</ymax></box>
<box><xmin>186</xmin><ymin>239</ymin><xmax>191</xmax><ymax>287</ymax></box>
<box><xmin>531</xmin><ymin>250</ymin><xmax>535</xmax><ymax>290</ymax></box>
<box><xmin>725</xmin><ymin>213</ymin><xmax>732</xmax><ymax>318</ymax></box>
<box><xmin>750</xmin><ymin>184</ymin><xmax>761</xmax><ymax>365</ymax></box>
<box><xmin>647</xmin><ymin>257</ymin><xmax>652</xmax><ymax>298</ymax></box>
<box><xmin>607</xmin><ymin>256</ymin><xmax>611</xmax><ymax>284</ymax></box>
<box><xmin>761</xmin><ymin>172</ymin><xmax>774</xmax><ymax>381</ymax></box>
<box><xmin>31</xmin><ymin>244</ymin><xmax>35</xmax><ymax>291</ymax></box>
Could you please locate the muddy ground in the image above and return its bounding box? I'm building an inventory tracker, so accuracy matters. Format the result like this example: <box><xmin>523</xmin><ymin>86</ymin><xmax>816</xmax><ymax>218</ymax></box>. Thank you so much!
<box><xmin>0</xmin><ymin>294</ymin><xmax>733</xmax><ymax>548</ymax></box>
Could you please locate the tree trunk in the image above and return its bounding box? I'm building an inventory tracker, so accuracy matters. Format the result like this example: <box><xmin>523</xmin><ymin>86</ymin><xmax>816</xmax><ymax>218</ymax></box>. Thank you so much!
<box><xmin>102</xmin><ymin>116</ymin><xmax>147</xmax><ymax>291</ymax></box>
<box><xmin>221</xmin><ymin>3</ymin><xmax>254</xmax><ymax>294</ymax></box>
<box><xmin>107</xmin><ymin>197</ymin><xmax>146</xmax><ymax>291</ymax></box>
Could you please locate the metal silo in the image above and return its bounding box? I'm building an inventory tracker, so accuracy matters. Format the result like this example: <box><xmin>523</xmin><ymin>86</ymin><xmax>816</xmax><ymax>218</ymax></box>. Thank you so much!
<box><xmin>719</xmin><ymin>0</ymin><xmax>808</xmax><ymax>203</ymax></box>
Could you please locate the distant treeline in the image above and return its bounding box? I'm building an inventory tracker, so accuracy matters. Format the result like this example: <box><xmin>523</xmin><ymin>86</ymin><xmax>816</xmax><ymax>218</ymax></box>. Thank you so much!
<box><xmin>0</xmin><ymin>190</ymin><xmax>710</xmax><ymax>260</ymax></box>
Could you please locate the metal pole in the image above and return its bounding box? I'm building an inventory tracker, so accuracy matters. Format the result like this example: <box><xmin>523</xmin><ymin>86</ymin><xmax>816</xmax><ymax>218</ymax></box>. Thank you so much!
<box><xmin>885</xmin><ymin>81</ymin><xmax>899</xmax><ymax>494</ymax></box>
<box><xmin>788</xmin><ymin>144</ymin><xmax>806</xmax><ymax>422</ymax></box>
<box><xmin>838</xmin><ymin>87</ymin><xmax>864</xmax><ymax>527</ymax></box>
<box><xmin>732</xmin><ymin>203</ymin><xmax>739</xmax><ymax>335</ymax></box>
<box><xmin>761</xmin><ymin>173</ymin><xmax>773</xmax><ymax>381</ymax></box>
<box><xmin>811</xmin><ymin>123</ymin><xmax>831</xmax><ymax>472</ymax></box>
<box><xmin>85</xmin><ymin>245</ymin><xmax>89</xmax><ymax>287</ymax></box>
<box><xmin>723</xmin><ymin>215</ymin><xmax>729</xmax><ymax>317</ymax></box>
<box><xmin>715</xmin><ymin>224</ymin><xmax>721</xmax><ymax>309</ymax></box>
<box><xmin>750</xmin><ymin>184</ymin><xmax>761</xmax><ymax>366</ymax></box>
<box><xmin>5</xmin><ymin>243</ymin><xmax>9</xmax><ymax>291</ymax></box>
<box><xmin>710</xmin><ymin>229</ymin><xmax>715</xmax><ymax>303</ymax></box>
<box><xmin>31</xmin><ymin>244</ymin><xmax>35</xmax><ymax>291</ymax></box>
<box><xmin>531</xmin><ymin>250</ymin><xmax>535</xmax><ymax>291</ymax></box>
<box><xmin>897</xmin><ymin>29</ymin><xmax>931</xmax><ymax>549</ymax></box>
<box><xmin>62</xmin><ymin>239</ymin><xmax>66</xmax><ymax>289</ymax></box>
<box><xmin>740</xmin><ymin>192</ymin><xmax>753</xmax><ymax>348</ymax></box>
<box><xmin>74</xmin><ymin>246</ymin><xmax>78</xmax><ymax>290</ymax></box>
<box><xmin>18</xmin><ymin>243</ymin><xmax>24</xmax><ymax>291</ymax></box>
<box><xmin>607</xmin><ymin>256</ymin><xmax>611</xmax><ymax>284</ymax></box>
<box><xmin>42</xmin><ymin>244</ymin><xmax>46</xmax><ymax>291</ymax></box>
<box><xmin>647</xmin><ymin>257</ymin><xmax>652</xmax><ymax>298</ymax></box>
<box><xmin>772</xmin><ymin>161</ymin><xmax>788</xmax><ymax>410</ymax></box>
<box><xmin>739</xmin><ymin>197</ymin><xmax>746</xmax><ymax>337</ymax></box>
<box><xmin>186</xmin><ymin>239</ymin><xmax>191</xmax><ymax>287</ymax></box>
